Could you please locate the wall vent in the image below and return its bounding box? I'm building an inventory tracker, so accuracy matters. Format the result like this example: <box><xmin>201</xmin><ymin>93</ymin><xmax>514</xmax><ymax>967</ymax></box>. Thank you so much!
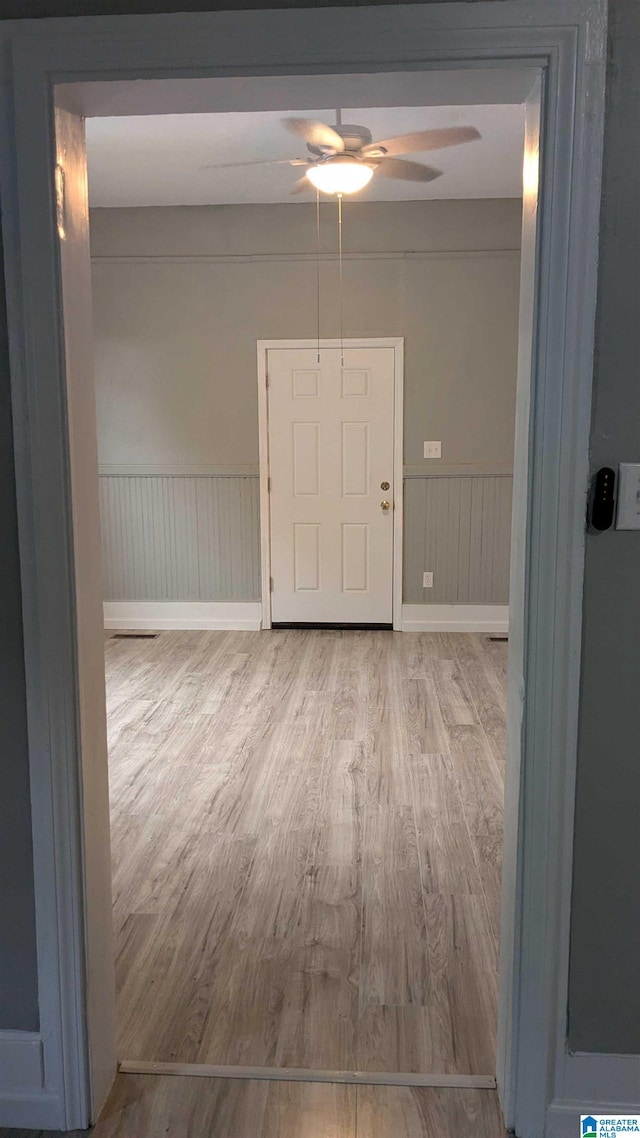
<box><xmin>111</xmin><ymin>632</ymin><xmax>159</xmax><ymax>640</ymax></box>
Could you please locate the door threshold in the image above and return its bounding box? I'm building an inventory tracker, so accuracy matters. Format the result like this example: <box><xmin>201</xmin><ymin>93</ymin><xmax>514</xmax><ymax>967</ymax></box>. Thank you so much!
<box><xmin>271</xmin><ymin>622</ymin><xmax>393</xmax><ymax>631</ymax></box>
<box><xmin>119</xmin><ymin>1059</ymin><xmax>496</xmax><ymax>1089</ymax></box>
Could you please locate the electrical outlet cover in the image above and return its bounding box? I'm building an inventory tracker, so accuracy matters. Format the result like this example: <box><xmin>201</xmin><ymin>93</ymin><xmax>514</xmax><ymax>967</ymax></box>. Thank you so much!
<box><xmin>424</xmin><ymin>441</ymin><xmax>442</xmax><ymax>459</ymax></box>
<box><xmin>423</xmin><ymin>572</ymin><xmax>434</xmax><ymax>588</ymax></box>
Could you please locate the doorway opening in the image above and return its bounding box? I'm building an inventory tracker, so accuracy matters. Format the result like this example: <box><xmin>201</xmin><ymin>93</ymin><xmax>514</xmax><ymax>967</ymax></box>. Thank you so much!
<box><xmin>2</xmin><ymin>6</ymin><xmax>608</xmax><ymax>1125</ymax></box>
<box><xmin>80</xmin><ymin>79</ymin><xmax>525</xmax><ymax>1101</ymax></box>
<box><xmin>0</xmin><ymin>0</ymin><xmax>601</xmax><ymax>1119</ymax></box>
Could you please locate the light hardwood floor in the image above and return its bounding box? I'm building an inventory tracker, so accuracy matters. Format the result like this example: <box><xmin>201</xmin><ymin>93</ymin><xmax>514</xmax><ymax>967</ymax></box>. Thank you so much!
<box><xmin>104</xmin><ymin>629</ymin><xmax>506</xmax><ymax>1076</ymax></box>
<box><xmin>0</xmin><ymin>1074</ymin><xmax>508</xmax><ymax>1138</ymax></box>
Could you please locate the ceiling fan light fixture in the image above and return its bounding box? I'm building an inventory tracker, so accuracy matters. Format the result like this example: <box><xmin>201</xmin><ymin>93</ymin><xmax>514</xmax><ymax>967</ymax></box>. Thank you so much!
<box><xmin>307</xmin><ymin>156</ymin><xmax>374</xmax><ymax>195</ymax></box>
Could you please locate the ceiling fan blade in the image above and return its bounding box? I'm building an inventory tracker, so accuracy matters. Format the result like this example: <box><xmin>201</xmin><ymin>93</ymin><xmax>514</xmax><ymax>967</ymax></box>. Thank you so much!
<box><xmin>282</xmin><ymin>117</ymin><xmax>345</xmax><ymax>152</ymax></box>
<box><xmin>290</xmin><ymin>174</ymin><xmax>311</xmax><ymax>195</ymax></box>
<box><xmin>374</xmin><ymin>157</ymin><xmax>442</xmax><ymax>183</ymax></box>
<box><xmin>363</xmin><ymin>126</ymin><xmax>481</xmax><ymax>157</ymax></box>
<box><xmin>200</xmin><ymin>158</ymin><xmax>307</xmax><ymax>171</ymax></box>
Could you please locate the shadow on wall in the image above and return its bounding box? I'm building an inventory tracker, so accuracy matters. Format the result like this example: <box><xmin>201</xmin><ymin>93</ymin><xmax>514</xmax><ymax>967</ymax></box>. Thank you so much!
<box><xmin>0</xmin><ymin>227</ymin><xmax>39</xmax><ymax>1032</ymax></box>
<box><xmin>568</xmin><ymin>0</ymin><xmax>640</xmax><ymax>1057</ymax></box>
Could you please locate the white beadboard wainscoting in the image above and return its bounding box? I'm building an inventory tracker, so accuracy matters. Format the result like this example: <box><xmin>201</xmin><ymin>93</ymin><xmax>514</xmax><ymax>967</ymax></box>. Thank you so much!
<box><xmin>403</xmin><ymin>470</ymin><xmax>513</xmax><ymax>604</ymax></box>
<box><xmin>99</xmin><ymin>465</ymin><xmax>261</xmax><ymax>600</ymax></box>
<box><xmin>99</xmin><ymin>467</ymin><xmax>513</xmax><ymax>630</ymax></box>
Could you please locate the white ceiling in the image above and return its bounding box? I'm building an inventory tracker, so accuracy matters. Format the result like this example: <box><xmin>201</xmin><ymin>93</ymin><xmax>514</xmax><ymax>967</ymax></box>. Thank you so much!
<box><xmin>86</xmin><ymin>103</ymin><xmax>524</xmax><ymax>207</ymax></box>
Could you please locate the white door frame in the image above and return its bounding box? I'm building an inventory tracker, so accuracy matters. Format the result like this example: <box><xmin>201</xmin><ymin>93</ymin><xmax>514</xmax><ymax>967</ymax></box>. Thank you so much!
<box><xmin>257</xmin><ymin>338</ymin><xmax>404</xmax><ymax>631</ymax></box>
<box><xmin>0</xmin><ymin>2</ymin><xmax>610</xmax><ymax>1132</ymax></box>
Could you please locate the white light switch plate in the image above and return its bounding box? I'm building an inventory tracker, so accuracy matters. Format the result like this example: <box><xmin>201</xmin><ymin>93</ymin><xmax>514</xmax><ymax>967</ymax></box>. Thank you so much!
<box><xmin>424</xmin><ymin>441</ymin><xmax>442</xmax><ymax>459</ymax></box>
<box><xmin>423</xmin><ymin>572</ymin><xmax>434</xmax><ymax>588</ymax></box>
<box><xmin>615</xmin><ymin>463</ymin><xmax>640</xmax><ymax>529</ymax></box>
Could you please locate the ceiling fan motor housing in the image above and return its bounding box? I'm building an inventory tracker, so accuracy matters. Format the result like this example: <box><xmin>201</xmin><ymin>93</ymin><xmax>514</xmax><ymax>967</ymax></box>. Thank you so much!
<box><xmin>309</xmin><ymin>123</ymin><xmax>373</xmax><ymax>156</ymax></box>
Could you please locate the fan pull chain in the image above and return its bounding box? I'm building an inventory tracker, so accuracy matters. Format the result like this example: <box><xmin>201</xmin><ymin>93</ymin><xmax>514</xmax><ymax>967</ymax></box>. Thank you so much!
<box><xmin>316</xmin><ymin>188</ymin><xmax>321</xmax><ymax>363</ymax></box>
<box><xmin>337</xmin><ymin>192</ymin><xmax>344</xmax><ymax>366</ymax></box>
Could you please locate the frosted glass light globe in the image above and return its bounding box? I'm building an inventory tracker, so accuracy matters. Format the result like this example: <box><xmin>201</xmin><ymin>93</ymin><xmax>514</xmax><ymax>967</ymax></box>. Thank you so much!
<box><xmin>307</xmin><ymin>156</ymin><xmax>374</xmax><ymax>195</ymax></box>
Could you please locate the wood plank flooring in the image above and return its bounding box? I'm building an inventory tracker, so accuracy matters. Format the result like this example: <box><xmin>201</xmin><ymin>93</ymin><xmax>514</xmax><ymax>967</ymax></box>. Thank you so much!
<box><xmin>0</xmin><ymin>1073</ymin><xmax>508</xmax><ymax>1138</ymax></box>
<box><xmin>104</xmin><ymin>630</ymin><xmax>506</xmax><ymax>1075</ymax></box>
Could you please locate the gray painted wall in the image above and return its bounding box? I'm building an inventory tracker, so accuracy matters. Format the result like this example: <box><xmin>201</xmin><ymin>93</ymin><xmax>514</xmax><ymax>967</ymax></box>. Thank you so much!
<box><xmin>0</xmin><ymin>229</ymin><xmax>39</xmax><ymax>1031</ymax></box>
<box><xmin>91</xmin><ymin>200</ymin><xmax>520</xmax><ymax>470</ymax></box>
<box><xmin>568</xmin><ymin>0</ymin><xmax>640</xmax><ymax>1056</ymax></box>
<box><xmin>92</xmin><ymin>200</ymin><xmax>519</xmax><ymax>603</ymax></box>
<box><xmin>0</xmin><ymin>0</ymin><xmax>638</xmax><ymax>1065</ymax></box>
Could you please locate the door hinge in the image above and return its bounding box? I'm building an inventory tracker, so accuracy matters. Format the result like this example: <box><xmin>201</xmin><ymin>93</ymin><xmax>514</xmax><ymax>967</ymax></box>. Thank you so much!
<box><xmin>265</xmin><ymin>374</ymin><xmax>269</xmax><ymax>389</ymax></box>
<box><xmin>270</xmin><ymin>576</ymin><xmax>274</xmax><ymax>592</ymax></box>
<box><xmin>267</xmin><ymin>476</ymin><xmax>271</xmax><ymax>492</ymax></box>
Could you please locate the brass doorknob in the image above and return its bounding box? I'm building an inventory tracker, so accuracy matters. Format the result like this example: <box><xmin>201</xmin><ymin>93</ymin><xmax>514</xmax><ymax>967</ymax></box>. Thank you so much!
<box><xmin>380</xmin><ymin>500</ymin><xmax>391</xmax><ymax>511</ymax></box>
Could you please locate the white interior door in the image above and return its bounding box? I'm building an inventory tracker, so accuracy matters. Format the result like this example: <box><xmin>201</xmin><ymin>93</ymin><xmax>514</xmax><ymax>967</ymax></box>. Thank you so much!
<box><xmin>267</xmin><ymin>345</ymin><xmax>396</xmax><ymax>624</ymax></box>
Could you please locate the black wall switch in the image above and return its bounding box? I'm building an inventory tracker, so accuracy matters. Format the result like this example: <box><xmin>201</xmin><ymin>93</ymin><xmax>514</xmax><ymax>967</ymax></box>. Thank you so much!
<box><xmin>591</xmin><ymin>467</ymin><xmax>616</xmax><ymax>531</ymax></box>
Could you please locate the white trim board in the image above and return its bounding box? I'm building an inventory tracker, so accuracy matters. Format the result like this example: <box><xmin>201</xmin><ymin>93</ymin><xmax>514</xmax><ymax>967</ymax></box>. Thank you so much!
<box><xmin>91</xmin><ymin>249</ymin><xmax>520</xmax><ymax>266</ymax></box>
<box><xmin>403</xmin><ymin>464</ymin><xmax>513</xmax><ymax>478</ymax></box>
<box><xmin>105</xmin><ymin>602</ymin><xmax>508</xmax><ymax>634</ymax></box>
<box><xmin>548</xmin><ymin>1052</ymin><xmax>640</xmax><ymax>1138</ymax></box>
<box><xmin>0</xmin><ymin>1032</ymin><xmax>44</xmax><ymax>1096</ymax></box>
<box><xmin>0</xmin><ymin>1031</ymin><xmax>57</xmax><ymax>1131</ymax></box>
<box><xmin>401</xmin><ymin>604</ymin><xmax>509</xmax><ymax>633</ymax></box>
<box><xmin>103</xmin><ymin>602</ymin><xmax>261</xmax><ymax>631</ymax></box>
<box><xmin>548</xmin><ymin>1051</ymin><xmax>640</xmax><ymax>1134</ymax></box>
<box><xmin>0</xmin><ymin>1091</ymin><xmax>62</xmax><ymax>1133</ymax></box>
<box><xmin>548</xmin><ymin>1105</ymin><xmax>640</xmax><ymax>1138</ymax></box>
<box><xmin>98</xmin><ymin>463</ymin><xmax>259</xmax><ymax>478</ymax></box>
<box><xmin>119</xmin><ymin>1059</ymin><xmax>496</xmax><ymax>1089</ymax></box>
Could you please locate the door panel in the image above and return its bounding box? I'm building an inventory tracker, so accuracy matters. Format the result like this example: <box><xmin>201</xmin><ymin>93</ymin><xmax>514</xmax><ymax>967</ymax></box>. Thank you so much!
<box><xmin>293</xmin><ymin>422</ymin><xmax>320</xmax><ymax>495</ymax></box>
<box><xmin>268</xmin><ymin>347</ymin><xmax>395</xmax><ymax>624</ymax></box>
<box><xmin>341</xmin><ymin>421</ymin><xmax>370</xmax><ymax>496</ymax></box>
<box><xmin>342</xmin><ymin>523</ymin><xmax>369</xmax><ymax>592</ymax></box>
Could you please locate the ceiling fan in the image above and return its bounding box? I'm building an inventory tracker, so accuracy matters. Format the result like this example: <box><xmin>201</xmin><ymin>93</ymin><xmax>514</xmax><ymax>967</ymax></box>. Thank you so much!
<box><xmin>202</xmin><ymin>111</ymin><xmax>481</xmax><ymax>195</ymax></box>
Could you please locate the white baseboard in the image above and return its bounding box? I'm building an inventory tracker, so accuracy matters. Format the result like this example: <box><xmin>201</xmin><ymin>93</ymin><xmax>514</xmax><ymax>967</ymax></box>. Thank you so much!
<box><xmin>0</xmin><ymin>1032</ymin><xmax>43</xmax><ymax>1096</ymax></box>
<box><xmin>546</xmin><ymin>1052</ymin><xmax>640</xmax><ymax>1136</ymax></box>
<box><xmin>0</xmin><ymin>1031</ymin><xmax>63</xmax><ymax>1129</ymax></box>
<box><xmin>105</xmin><ymin>603</ymin><xmax>508</xmax><ymax>634</ymax></box>
<box><xmin>0</xmin><ymin>1091</ymin><xmax>63</xmax><ymax>1131</ymax></box>
<box><xmin>104</xmin><ymin>601</ymin><xmax>262</xmax><ymax>631</ymax></box>
<box><xmin>401</xmin><ymin>603</ymin><xmax>509</xmax><ymax>633</ymax></box>
<box><xmin>548</xmin><ymin>1102</ymin><xmax>640</xmax><ymax>1138</ymax></box>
